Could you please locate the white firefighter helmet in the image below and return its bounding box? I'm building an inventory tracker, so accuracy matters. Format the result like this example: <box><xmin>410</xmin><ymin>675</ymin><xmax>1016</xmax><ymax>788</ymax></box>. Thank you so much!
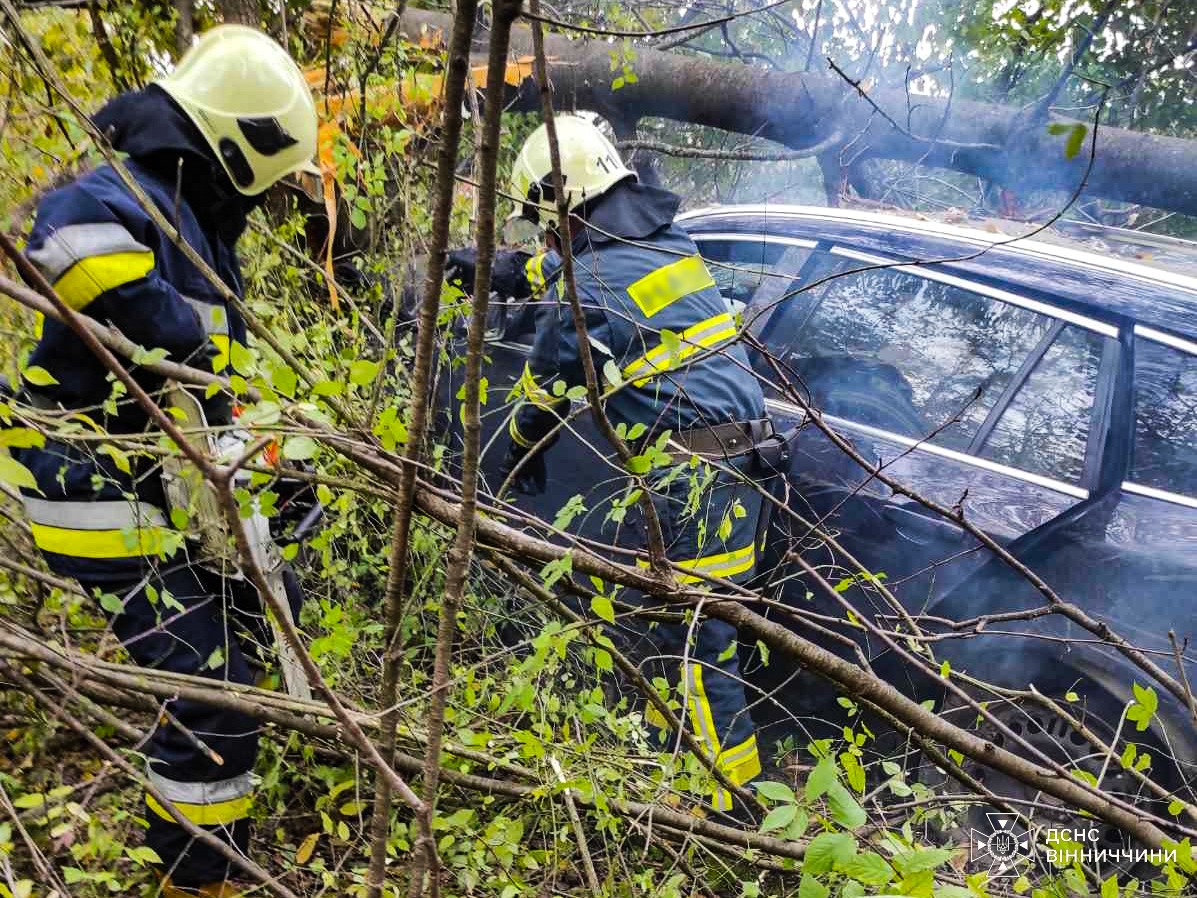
<box><xmin>508</xmin><ymin>114</ymin><xmax>635</xmax><ymax>231</ymax></box>
<box><xmin>157</xmin><ymin>25</ymin><xmax>319</xmax><ymax>196</ymax></box>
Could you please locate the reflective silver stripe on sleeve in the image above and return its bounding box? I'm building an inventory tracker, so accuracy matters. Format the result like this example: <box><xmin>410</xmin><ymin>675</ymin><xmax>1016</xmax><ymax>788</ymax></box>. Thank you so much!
<box><xmin>21</xmin><ymin>497</ymin><xmax>168</xmax><ymax>531</ymax></box>
<box><xmin>27</xmin><ymin>223</ymin><xmax>151</xmax><ymax>283</ymax></box>
<box><xmin>147</xmin><ymin>768</ymin><xmax>256</xmax><ymax>804</ymax></box>
<box><xmin>181</xmin><ymin>295</ymin><xmax>230</xmax><ymax>337</ymax></box>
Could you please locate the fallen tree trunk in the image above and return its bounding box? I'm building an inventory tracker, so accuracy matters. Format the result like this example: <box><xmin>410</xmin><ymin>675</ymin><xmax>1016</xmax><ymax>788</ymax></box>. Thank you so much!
<box><xmin>397</xmin><ymin>9</ymin><xmax>1197</xmax><ymax>216</ymax></box>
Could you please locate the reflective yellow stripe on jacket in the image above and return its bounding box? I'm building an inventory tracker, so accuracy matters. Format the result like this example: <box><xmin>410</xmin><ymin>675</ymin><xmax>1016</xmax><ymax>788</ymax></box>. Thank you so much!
<box><xmin>525</xmin><ymin>252</ymin><xmax>550</xmax><ymax>296</ymax></box>
<box><xmin>638</xmin><ymin>540</ymin><xmax>756</xmax><ymax>585</ymax></box>
<box><xmin>22</xmin><ymin>496</ymin><xmax>172</xmax><ymax>559</ymax></box>
<box><xmin>623</xmin><ymin>312</ymin><xmax>738</xmax><ymax>387</ymax></box>
<box><xmin>146</xmin><ymin>769</ymin><xmax>254</xmax><ymax>827</ymax></box>
<box><xmin>27</xmin><ymin>223</ymin><xmax>155</xmax><ymax>311</ymax></box>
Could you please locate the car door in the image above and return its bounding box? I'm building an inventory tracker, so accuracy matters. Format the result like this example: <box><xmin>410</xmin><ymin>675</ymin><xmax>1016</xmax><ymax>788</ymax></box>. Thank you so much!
<box><xmin>694</xmin><ymin>233</ymin><xmax>1116</xmax><ymax>716</ymax></box>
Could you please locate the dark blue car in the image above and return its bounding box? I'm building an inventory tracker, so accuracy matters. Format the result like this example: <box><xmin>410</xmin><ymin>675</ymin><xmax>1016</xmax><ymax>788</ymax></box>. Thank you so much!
<box><xmin>454</xmin><ymin>204</ymin><xmax>1197</xmax><ymax>813</ymax></box>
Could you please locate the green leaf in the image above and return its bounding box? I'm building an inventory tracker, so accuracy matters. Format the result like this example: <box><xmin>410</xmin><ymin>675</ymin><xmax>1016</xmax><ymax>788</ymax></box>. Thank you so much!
<box><xmin>1169</xmin><ymin>799</ymin><xmax>1186</xmax><ymax>816</ymax></box>
<box><xmin>1065</xmin><ymin>690</ymin><xmax>1079</xmax><ymax>702</ymax></box>
<box><xmin>1064</xmin><ymin>123</ymin><xmax>1088</xmax><ymax>160</ymax></box>
<box><xmin>611</xmin><ymin>76</ymin><xmax>625</xmax><ymax>90</ymax></box>
<box><xmin>839</xmin><ymin>750</ymin><xmax>866</xmax><ymax>793</ymax></box>
<box><xmin>753</xmin><ymin>780</ymin><xmax>796</xmax><ymax>804</ymax></box>
<box><xmin>625</xmin><ymin>454</ymin><xmax>651</xmax><ymax>475</ymax></box>
<box><xmin>97</xmin><ymin>443</ymin><xmax>131</xmax><ymax>474</ymax></box>
<box><xmin>312</xmin><ymin>380</ymin><xmax>344</xmax><ymax>397</ymax></box>
<box><xmin>0</xmin><ymin>428</ymin><xmax>44</xmax><ymax>449</ymax></box>
<box><xmin>590</xmin><ymin>595</ymin><xmax>615</xmax><ymax>624</ymax></box>
<box><xmin>797</xmin><ymin>876</ymin><xmax>828</xmax><ymax>898</ymax></box>
<box><xmin>717</xmin><ymin>640</ymin><xmax>737</xmax><ymax>663</ymax></box>
<box><xmin>803</xmin><ymin>831</ymin><xmax>855</xmax><ymax>875</ymax></box>
<box><xmin>132</xmin><ymin>346</ymin><xmax>169</xmax><ymax>367</ymax></box>
<box><xmin>271</xmin><ymin>365</ymin><xmax>298</xmax><ymax>397</ymax></box>
<box><xmin>826</xmin><ymin>780</ymin><xmax>867</xmax><ymax>829</ymax></box>
<box><xmin>759</xmin><ymin>803</ymin><xmax>797</xmax><ymax>834</ymax></box>
<box><xmin>0</xmin><ymin>455</ymin><xmax>38</xmax><ymax>490</ymax></box>
<box><xmin>1127</xmin><ymin>682</ymin><xmax>1158</xmax><ymax>732</ymax></box>
<box><xmin>785</xmin><ymin>807</ymin><xmax>810</xmax><ymax>841</ymax></box>
<box><xmin>98</xmin><ymin>591</ymin><xmax>124</xmax><ymax>614</ymax></box>
<box><xmin>602</xmin><ymin>359</ymin><xmax>623</xmax><ymax>386</ymax></box>
<box><xmin>22</xmin><ymin>365</ymin><xmax>58</xmax><ymax>386</ymax></box>
<box><xmin>12</xmin><ymin>793</ymin><xmax>46</xmax><ymax>810</ymax></box>
<box><xmin>205</xmin><ymin>646</ymin><xmax>225</xmax><ymax>670</ymax></box>
<box><xmin>1100</xmin><ymin>875</ymin><xmax>1118</xmax><ymax>898</ymax></box>
<box><xmin>839</xmin><ymin>851</ymin><xmax>892</xmax><ymax>885</ymax></box>
<box><xmin>804</xmin><ymin>755</ymin><xmax>836</xmax><ymax>801</ymax></box>
<box><xmin>660</xmin><ymin>329</ymin><xmax>681</xmax><ymax>360</ymax></box>
<box><xmin>229</xmin><ymin>341</ymin><xmax>254</xmax><ymax>376</ymax></box>
<box><xmin>553</xmin><ymin>494</ymin><xmax>587</xmax><ymax>530</ymax></box>
<box><xmin>894</xmin><ymin>847</ymin><xmax>955</xmax><ymax>874</ymax></box>
<box><xmin>939</xmin><ymin>659</ymin><xmax>951</xmax><ymax>679</ymax></box>
<box><xmin>125</xmin><ymin>846</ymin><xmax>161</xmax><ymax>866</ymax></box>
<box><xmin>350</xmin><ymin>359</ymin><xmax>380</xmax><ymax>386</ymax></box>
<box><xmin>283</xmin><ymin>436</ymin><xmax>318</xmax><ymax>461</ymax></box>
<box><xmin>1120</xmin><ymin>742</ymin><xmax>1137</xmax><ymax>769</ymax></box>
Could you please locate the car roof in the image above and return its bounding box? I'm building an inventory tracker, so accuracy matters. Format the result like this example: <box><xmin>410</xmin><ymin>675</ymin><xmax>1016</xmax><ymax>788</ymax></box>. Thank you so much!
<box><xmin>677</xmin><ymin>204</ymin><xmax>1197</xmax><ymax>344</ymax></box>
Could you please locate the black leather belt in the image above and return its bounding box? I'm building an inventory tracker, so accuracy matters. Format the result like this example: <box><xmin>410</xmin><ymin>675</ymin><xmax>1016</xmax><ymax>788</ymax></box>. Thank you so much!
<box><xmin>669</xmin><ymin>418</ymin><xmax>773</xmax><ymax>459</ymax></box>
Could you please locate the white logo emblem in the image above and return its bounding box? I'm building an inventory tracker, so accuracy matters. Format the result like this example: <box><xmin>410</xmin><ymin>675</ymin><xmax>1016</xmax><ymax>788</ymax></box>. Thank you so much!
<box><xmin>970</xmin><ymin>812</ymin><xmax>1032</xmax><ymax>877</ymax></box>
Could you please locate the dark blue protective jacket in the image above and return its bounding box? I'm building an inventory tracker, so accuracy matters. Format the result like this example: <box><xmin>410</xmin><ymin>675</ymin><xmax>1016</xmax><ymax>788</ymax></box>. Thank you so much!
<box><xmin>15</xmin><ymin>87</ymin><xmax>249</xmax><ymax>581</ymax></box>
<box><xmin>508</xmin><ymin>182</ymin><xmax>765</xmax><ymax>451</ymax></box>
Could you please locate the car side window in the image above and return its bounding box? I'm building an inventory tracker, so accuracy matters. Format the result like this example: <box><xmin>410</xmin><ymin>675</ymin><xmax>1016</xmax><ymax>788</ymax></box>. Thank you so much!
<box><xmin>1131</xmin><ymin>337</ymin><xmax>1197</xmax><ymax>498</ymax></box>
<box><xmin>978</xmin><ymin>326</ymin><xmax>1105</xmax><ymax>484</ymax></box>
<box><xmin>773</xmin><ymin>264</ymin><xmax>1054</xmax><ymax>450</ymax></box>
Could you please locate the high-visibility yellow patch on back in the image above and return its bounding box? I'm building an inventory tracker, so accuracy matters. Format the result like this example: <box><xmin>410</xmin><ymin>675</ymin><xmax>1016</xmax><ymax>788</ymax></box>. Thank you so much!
<box><xmin>626</xmin><ymin>254</ymin><xmax>716</xmax><ymax>319</ymax></box>
<box><xmin>54</xmin><ymin>250</ymin><xmax>154</xmax><ymax>311</ymax></box>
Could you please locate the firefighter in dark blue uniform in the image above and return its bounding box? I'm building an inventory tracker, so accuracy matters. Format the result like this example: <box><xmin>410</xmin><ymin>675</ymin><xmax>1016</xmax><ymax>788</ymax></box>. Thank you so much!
<box><xmin>492</xmin><ymin>115</ymin><xmax>769</xmax><ymax>814</ymax></box>
<box><xmin>14</xmin><ymin>26</ymin><xmax>318</xmax><ymax>896</ymax></box>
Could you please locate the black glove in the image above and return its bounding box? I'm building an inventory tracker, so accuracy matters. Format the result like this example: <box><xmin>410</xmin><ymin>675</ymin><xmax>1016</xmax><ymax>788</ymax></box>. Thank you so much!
<box><xmin>446</xmin><ymin>248</ymin><xmax>532</xmax><ymax>299</ymax></box>
<box><xmin>498</xmin><ymin>441</ymin><xmax>547</xmax><ymax>496</ymax></box>
<box><xmin>446</xmin><ymin>247</ymin><xmax>477</xmax><ymax>291</ymax></box>
<box><xmin>491</xmin><ymin>249</ymin><xmax>532</xmax><ymax>299</ymax></box>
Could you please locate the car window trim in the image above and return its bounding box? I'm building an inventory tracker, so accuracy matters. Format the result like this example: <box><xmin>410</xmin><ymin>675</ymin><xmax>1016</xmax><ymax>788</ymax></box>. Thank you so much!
<box><xmin>1124</xmin><ymin>325</ymin><xmax>1197</xmax><ymax>505</ymax></box>
<box><xmin>765</xmin><ymin>398</ymin><xmax>1090</xmax><ymax>500</ymax></box>
<box><xmin>1121</xmin><ymin>481</ymin><xmax>1197</xmax><ymax>510</ymax></box>
<box><xmin>679</xmin><ymin>204</ymin><xmax>1197</xmax><ymax>302</ymax></box>
<box><xmin>828</xmin><ymin>246</ymin><xmax>1119</xmax><ymax>337</ymax></box>
<box><xmin>1134</xmin><ymin>324</ymin><xmax>1197</xmax><ymax>357</ymax></box>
